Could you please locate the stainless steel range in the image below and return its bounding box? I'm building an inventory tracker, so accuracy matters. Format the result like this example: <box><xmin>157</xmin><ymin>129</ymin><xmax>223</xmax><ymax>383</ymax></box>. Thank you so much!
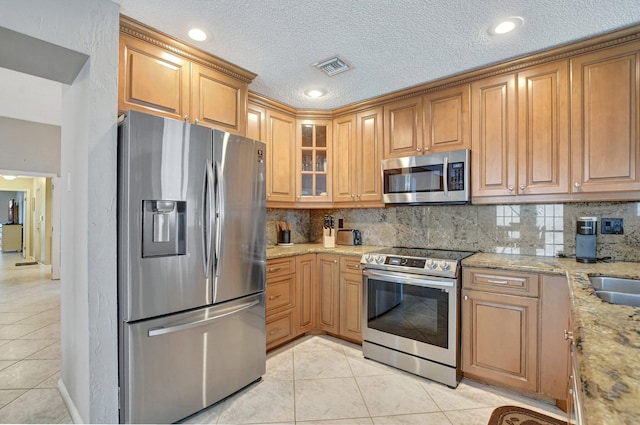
<box><xmin>361</xmin><ymin>247</ymin><xmax>474</xmax><ymax>388</ymax></box>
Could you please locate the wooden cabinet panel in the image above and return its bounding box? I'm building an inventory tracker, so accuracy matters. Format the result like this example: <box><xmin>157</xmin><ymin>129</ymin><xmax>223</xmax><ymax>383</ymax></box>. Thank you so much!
<box><xmin>462</xmin><ymin>288</ymin><xmax>539</xmax><ymax>392</ymax></box>
<box><xmin>356</xmin><ymin>108</ymin><xmax>383</xmax><ymax>203</ymax></box>
<box><xmin>247</xmin><ymin>103</ymin><xmax>266</xmax><ymax>141</ymax></box>
<box><xmin>296</xmin><ymin>254</ymin><xmax>316</xmax><ymax>335</ymax></box>
<box><xmin>339</xmin><ymin>256</ymin><xmax>363</xmax><ymax>343</ymax></box>
<box><xmin>571</xmin><ymin>42</ymin><xmax>640</xmax><ymax>194</ymax></box>
<box><xmin>192</xmin><ymin>63</ymin><xmax>247</xmax><ymax>135</ymax></box>
<box><xmin>384</xmin><ymin>97</ymin><xmax>423</xmax><ymax>158</ymax></box>
<box><xmin>540</xmin><ymin>275</ymin><xmax>570</xmax><ymax>400</ymax></box>
<box><xmin>423</xmin><ymin>84</ymin><xmax>470</xmax><ymax>153</ymax></box>
<box><xmin>463</xmin><ymin>268</ymin><xmax>539</xmax><ymax>297</ymax></box>
<box><xmin>118</xmin><ymin>35</ymin><xmax>190</xmax><ymax>121</ymax></box>
<box><xmin>333</xmin><ymin>114</ymin><xmax>356</xmax><ymax>203</ymax></box>
<box><xmin>266</xmin><ymin>310</ymin><xmax>294</xmax><ymax>350</ymax></box>
<box><xmin>518</xmin><ymin>61</ymin><xmax>570</xmax><ymax>195</ymax></box>
<box><xmin>317</xmin><ymin>254</ymin><xmax>340</xmax><ymax>334</ymax></box>
<box><xmin>266</xmin><ymin>109</ymin><xmax>296</xmax><ymax>203</ymax></box>
<box><xmin>266</xmin><ymin>274</ymin><xmax>295</xmax><ymax>313</ymax></box>
<box><xmin>296</xmin><ymin>119</ymin><xmax>333</xmax><ymax>204</ymax></box>
<box><xmin>471</xmin><ymin>73</ymin><xmax>518</xmax><ymax>198</ymax></box>
<box><xmin>266</xmin><ymin>257</ymin><xmax>295</xmax><ymax>277</ymax></box>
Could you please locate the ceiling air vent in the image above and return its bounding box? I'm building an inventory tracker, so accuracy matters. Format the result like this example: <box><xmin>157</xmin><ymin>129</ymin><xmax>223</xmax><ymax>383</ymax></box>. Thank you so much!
<box><xmin>314</xmin><ymin>56</ymin><xmax>352</xmax><ymax>77</ymax></box>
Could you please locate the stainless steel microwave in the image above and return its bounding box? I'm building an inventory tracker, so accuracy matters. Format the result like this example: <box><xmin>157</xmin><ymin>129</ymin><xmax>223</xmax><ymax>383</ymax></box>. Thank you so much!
<box><xmin>381</xmin><ymin>149</ymin><xmax>470</xmax><ymax>205</ymax></box>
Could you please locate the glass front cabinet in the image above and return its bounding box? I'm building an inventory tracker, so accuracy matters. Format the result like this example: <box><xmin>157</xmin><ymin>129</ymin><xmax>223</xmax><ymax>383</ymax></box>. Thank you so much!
<box><xmin>296</xmin><ymin>119</ymin><xmax>333</xmax><ymax>204</ymax></box>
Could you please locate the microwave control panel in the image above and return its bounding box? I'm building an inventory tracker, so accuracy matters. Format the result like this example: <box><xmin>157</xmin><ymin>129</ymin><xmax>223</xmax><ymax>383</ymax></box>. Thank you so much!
<box><xmin>447</xmin><ymin>162</ymin><xmax>465</xmax><ymax>191</ymax></box>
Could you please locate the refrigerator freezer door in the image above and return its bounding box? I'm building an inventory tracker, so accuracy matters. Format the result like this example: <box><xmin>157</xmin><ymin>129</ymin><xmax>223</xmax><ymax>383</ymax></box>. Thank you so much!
<box><xmin>119</xmin><ymin>111</ymin><xmax>213</xmax><ymax>321</ymax></box>
<box><xmin>212</xmin><ymin>130</ymin><xmax>266</xmax><ymax>303</ymax></box>
<box><xmin>120</xmin><ymin>293</ymin><xmax>266</xmax><ymax>424</ymax></box>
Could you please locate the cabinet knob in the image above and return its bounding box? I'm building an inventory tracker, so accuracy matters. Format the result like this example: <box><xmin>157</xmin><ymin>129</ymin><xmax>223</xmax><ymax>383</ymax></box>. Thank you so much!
<box><xmin>194</xmin><ymin>118</ymin><xmax>200</xmax><ymax>124</ymax></box>
<box><xmin>297</xmin><ymin>195</ymin><xmax>301</xmax><ymax>200</ymax></box>
<box><xmin>184</xmin><ymin>115</ymin><xmax>190</xmax><ymax>121</ymax></box>
<box><xmin>463</xmin><ymin>295</ymin><xmax>469</xmax><ymax>301</ymax></box>
<box><xmin>416</xmin><ymin>148</ymin><xmax>422</xmax><ymax>152</ymax></box>
<box><xmin>267</xmin><ymin>194</ymin><xmax>271</xmax><ymax>198</ymax></box>
<box><xmin>564</xmin><ymin>329</ymin><xmax>574</xmax><ymax>340</ymax></box>
<box><xmin>519</xmin><ymin>184</ymin><xmax>526</xmax><ymax>191</ymax></box>
<box><xmin>508</xmin><ymin>185</ymin><xmax>514</xmax><ymax>192</ymax></box>
<box><xmin>351</xmin><ymin>194</ymin><xmax>356</xmax><ymax>199</ymax></box>
<box><xmin>424</xmin><ymin>147</ymin><xmax>430</xmax><ymax>151</ymax></box>
<box><xmin>333</xmin><ymin>259</ymin><xmax>338</xmax><ymax>263</ymax></box>
<box><xmin>574</xmin><ymin>182</ymin><xmax>582</xmax><ymax>188</ymax></box>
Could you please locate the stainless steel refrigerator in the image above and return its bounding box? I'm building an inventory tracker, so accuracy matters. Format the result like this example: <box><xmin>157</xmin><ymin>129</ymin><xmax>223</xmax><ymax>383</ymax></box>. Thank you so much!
<box><xmin>117</xmin><ymin>110</ymin><xmax>266</xmax><ymax>424</ymax></box>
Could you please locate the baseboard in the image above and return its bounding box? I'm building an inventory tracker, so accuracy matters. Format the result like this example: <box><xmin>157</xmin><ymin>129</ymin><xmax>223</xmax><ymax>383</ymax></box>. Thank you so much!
<box><xmin>58</xmin><ymin>378</ymin><xmax>84</xmax><ymax>424</ymax></box>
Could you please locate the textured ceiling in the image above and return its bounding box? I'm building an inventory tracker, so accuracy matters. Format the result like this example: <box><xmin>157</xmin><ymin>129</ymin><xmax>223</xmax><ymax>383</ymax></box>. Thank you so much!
<box><xmin>114</xmin><ymin>0</ymin><xmax>640</xmax><ymax>110</ymax></box>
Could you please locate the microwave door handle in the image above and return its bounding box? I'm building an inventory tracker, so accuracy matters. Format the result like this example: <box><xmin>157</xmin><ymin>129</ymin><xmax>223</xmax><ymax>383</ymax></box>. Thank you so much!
<box><xmin>443</xmin><ymin>156</ymin><xmax>449</xmax><ymax>197</ymax></box>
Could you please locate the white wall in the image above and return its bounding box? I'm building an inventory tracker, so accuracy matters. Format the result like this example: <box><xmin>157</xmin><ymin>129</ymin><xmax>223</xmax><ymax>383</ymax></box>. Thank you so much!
<box><xmin>0</xmin><ymin>67</ymin><xmax>61</xmax><ymax>126</ymax></box>
<box><xmin>0</xmin><ymin>1</ymin><xmax>119</xmax><ymax>422</ymax></box>
<box><xmin>0</xmin><ymin>117</ymin><xmax>61</xmax><ymax>176</ymax></box>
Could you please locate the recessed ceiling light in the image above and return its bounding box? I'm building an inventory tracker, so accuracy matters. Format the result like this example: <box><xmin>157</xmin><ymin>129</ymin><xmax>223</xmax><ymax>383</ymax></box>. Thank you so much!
<box><xmin>188</xmin><ymin>28</ymin><xmax>207</xmax><ymax>41</ymax></box>
<box><xmin>304</xmin><ymin>89</ymin><xmax>326</xmax><ymax>98</ymax></box>
<box><xmin>2</xmin><ymin>175</ymin><xmax>17</xmax><ymax>181</ymax></box>
<box><xmin>490</xmin><ymin>17</ymin><xmax>524</xmax><ymax>35</ymax></box>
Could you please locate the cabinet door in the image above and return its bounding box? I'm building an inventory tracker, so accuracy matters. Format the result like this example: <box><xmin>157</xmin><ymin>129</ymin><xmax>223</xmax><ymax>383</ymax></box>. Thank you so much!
<box><xmin>295</xmin><ymin>254</ymin><xmax>316</xmax><ymax>335</ymax></box>
<box><xmin>316</xmin><ymin>254</ymin><xmax>340</xmax><ymax>334</ymax></box>
<box><xmin>383</xmin><ymin>96</ymin><xmax>423</xmax><ymax>158</ymax></box>
<box><xmin>356</xmin><ymin>107</ymin><xmax>384</xmax><ymax>203</ymax></box>
<box><xmin>297</xmin><ymin>119</ymin><xmax>333</xmax><ymax>203</ymax></box>
<box><xmin>266</xmin><ymin>109</ymin><xmax>296</xmax><ymax>203</ymax></box>
<box><xmin>518</xmin><ymin>61</ymin><xmax>570</xmax><ymax>195</ymax></box>
<box><xmin>247</xmin><ymin>102</ymin><xmax>266</xmax><ymax>141</ymax></box>
<box><xmin>333</xmin><ymin>114</ymin><xmax>357</xmax><ymax>203</ymax></box>
<box><xmin>540</xmin><ymin>275</ymin><xmax>570</xmax><ymax>400</ymax></box>
<box><xmin>462</xmin><ymin>289</ymin><xmax>538</xmax><ymax>392</ymax></box>
<box><xmin>471</xmin><ymin>73</ymin><xmax>518</xmax><ymax>198</ymax></box>
<box><xmin>571</xmin><ymin>42</ymin><xmax>640</xmax><ymax>194</ymax></box>
<box><xmin>191</xmin><ymin>63</ymin><xmax>247</xmax><ymax>135</ymax></box>
<box><xmin>423</xmin><ymin>84</ymin><xmax>470</xmax><ymax>153</ymax></box>
<box><xmin>118</xmin><ymin>35</ymin><xmax>190</xmax><ymax>121</ymax></box>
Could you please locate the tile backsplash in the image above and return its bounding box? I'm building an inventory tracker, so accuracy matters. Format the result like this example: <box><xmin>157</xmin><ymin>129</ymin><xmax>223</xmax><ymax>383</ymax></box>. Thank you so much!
<box><xmin>268</xmin><ymin>202</ymin><xmax>640</xmax><ymax>262</ymax></box>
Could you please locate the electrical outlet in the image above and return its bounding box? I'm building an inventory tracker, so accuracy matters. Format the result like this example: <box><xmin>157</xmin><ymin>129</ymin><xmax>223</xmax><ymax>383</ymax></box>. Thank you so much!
<box><xmin>601</xmin><ymin>218</ymin><xmax>624</xmax><ymax>234</ymax></box>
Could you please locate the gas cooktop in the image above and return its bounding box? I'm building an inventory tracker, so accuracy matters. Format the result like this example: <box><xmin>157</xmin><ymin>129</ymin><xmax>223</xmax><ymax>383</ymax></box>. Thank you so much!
<box><xmin>360</xmin><ymin>247</ymin><xmax>475</xmax><ymax>278</ymax></box>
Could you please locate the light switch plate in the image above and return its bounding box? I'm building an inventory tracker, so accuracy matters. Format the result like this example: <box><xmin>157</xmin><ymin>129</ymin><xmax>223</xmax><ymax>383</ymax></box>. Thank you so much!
<box><xmin>601</xmin><ymin>218</ymin><xmax>623</xmax><ymax>234</ymax></box>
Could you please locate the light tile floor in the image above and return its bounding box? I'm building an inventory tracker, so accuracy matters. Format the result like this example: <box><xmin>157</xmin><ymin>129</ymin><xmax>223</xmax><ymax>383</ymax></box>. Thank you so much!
<box><xmin>0</xmin><ymin>252</ymin><xmax>70</xmax><ymax>424</ymax></box>
<box><xmin>0</xmin><ymin>251</ymin><xmax>567</xmax><ymax>424</ymax></box>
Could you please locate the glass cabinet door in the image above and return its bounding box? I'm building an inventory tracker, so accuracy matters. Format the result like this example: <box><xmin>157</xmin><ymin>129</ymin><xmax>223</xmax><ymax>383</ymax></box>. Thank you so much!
<box><xmin>297</xmin><ymin>120</ymin><xmax>332</xmax><ymax>202</ymax></box>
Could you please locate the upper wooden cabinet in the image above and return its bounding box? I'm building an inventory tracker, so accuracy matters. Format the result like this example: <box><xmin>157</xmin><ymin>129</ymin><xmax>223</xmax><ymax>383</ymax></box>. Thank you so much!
<box><xmin>384</xmin><ymin>96</ymin><xmax>423</xmax><ymax>158</ymax></box>
<box><xmin>266</xmin><ymin>108</ymin><xmax>297</xmax><ymax>204</ymax></box>
<box><xmin>247</xmin><ymin>103</ymin><xmax>266</xmax><ymax>141</ymax></box>
<box><xmin>472</xmin><ymin>61</ymin><xmax>570</xmax><ymax>201</ymax></box>
<box><xmin>571</xmin><ymin>41</ymin><xmax>640</xmax><ymax>194</ymax></box>
<box><xmin>333</xmin><ymin>108</ymin><xmax>383</xmax><ymax>206</ymax></box>
<box><xmin>423</xmin><ymin>84</ymin><xmax>471</xmax><ymax>153</ymax></box>
<box><xmin>118</xmin><ymin>34</ymin><xmax>190</xmax><ymax>122</ymax></box>
<box><xmin>471</xmin><ymin>73</ymin><xmax>518</xmax><ymax>198</ymax></box>
<box><xmin>190</xmin><ymin>63</ymin><xmax>247</xmax><ymax>134</ymax></box>
<box><xmin>118</xmin><ymin>16</ymin><xmax>255</xmax><ymax>135</ymax></box>
<box><xmin>296</xmin><ymin>119</ymin><xmax>333</xmax><ymax>204</ymax></box>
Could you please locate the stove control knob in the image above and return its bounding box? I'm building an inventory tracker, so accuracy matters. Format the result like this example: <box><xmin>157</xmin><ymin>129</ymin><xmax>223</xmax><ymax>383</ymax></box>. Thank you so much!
<box><xmin>375</xmin><ymin>256</ymin><xmax>384</xmax><ymax>264</ymax></box>
<box><xmin>427</xmin><ymin>259</ymin><xmax>437</xmax><ymax>270</ymax></box>
<box><xmin>365</xmin><ymin>255</ymin><xmax>373</xmax><ymax>263</ymax></box>
<box><xmin>441</xmin><ymin>262</ymin><xmax>451</xmax><ymax>271</ymax></box>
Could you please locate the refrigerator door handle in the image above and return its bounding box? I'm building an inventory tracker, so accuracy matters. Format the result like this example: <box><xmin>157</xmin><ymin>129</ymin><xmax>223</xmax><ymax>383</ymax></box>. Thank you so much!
<box><xmin>202</xmin><ymin>160</ymin><xmax>214</xmax><ymax>277</ymax></box>
<box><xmin>214</xmin><ymin>161</ymin><xmax>224</xmax><ymax>278</ymax></box>
<box><xmin>147</xmin><ymin>298</ymin><xmax>260</xmax><ymax>337</ymax></box>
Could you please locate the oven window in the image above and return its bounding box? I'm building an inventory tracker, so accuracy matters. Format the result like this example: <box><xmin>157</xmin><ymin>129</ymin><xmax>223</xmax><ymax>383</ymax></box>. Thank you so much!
<box><xmin>367</xmin><ymin>278</ymin><xmax>449</xmax><ymax>349</ymax></box>
<box><xmin>383</xmin><ymin>164</ymin><xmax>444</xmax><ymax>194</ymax></box>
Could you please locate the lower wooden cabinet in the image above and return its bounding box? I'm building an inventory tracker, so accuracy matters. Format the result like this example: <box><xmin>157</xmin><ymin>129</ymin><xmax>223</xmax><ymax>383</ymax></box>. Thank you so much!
<box><xmin>339</xmin><ymin>257</ymin><xmax>363</xmax><ymax>343</ymax></box>
<box><xmin>266</xmin><ymin>257</ymin><xmax>296</xmax><ymax>351</ymax></box>
<box><xmin>317</xmin><ymin>254</ymin><xmax>341</xmax><ymax>334</ymax></box>
<box><xmin>462</xmin><ymin>267</ymin><xmax>570</xmax><ymax>403</ymax></box>
<box><xmin>295</xmin><ymin>254</ymin><xmax>316</xmax><ymax>334</ymax></box>
<box><xmin>266</xmin><ymin>310</ymin><xmax>295</xmax><ymax>349</ymax></box>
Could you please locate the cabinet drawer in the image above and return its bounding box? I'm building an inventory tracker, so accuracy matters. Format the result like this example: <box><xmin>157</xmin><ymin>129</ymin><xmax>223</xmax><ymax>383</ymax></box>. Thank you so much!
<box><xmin>266</xmin><ymin>257</ymin><xmax>295</xmax><ymax>277</ymax></box>
<box><xmin>266</xmin><ymin>275</ymin><xmax>295</xmax><ymax>312</ymax></box>
<box><xmin>340</xmin><ymin>256</ymin><xmax>363</xmax><ymax>274</ymax></box>
<box><xmin>266</xmin><ymin>310</ymin><xmax>294</xmax><ymax>349</ymax></box>
<box><xmin>463</xmin><ymin>267</ymin><xmax>539</xmax><ymax>297</ymax></box>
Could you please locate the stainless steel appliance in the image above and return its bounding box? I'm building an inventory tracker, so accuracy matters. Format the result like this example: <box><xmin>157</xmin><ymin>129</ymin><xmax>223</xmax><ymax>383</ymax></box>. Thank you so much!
<box><xmin>118</xmin><ymin>110</ymin><xmax>266</xmax><ymax>424</ymax></box>
<box><xmin>336</xmin><ymin>229</ymin><xmax>361</xmax><ymax>246</ymax></box>
<box><xmin>361</xmin><ymin>247</ymin><xmax>474</xmax><ymax>388</ymax></box>
<box><xmin>381</xmin><ymin>149</ymin><xmax>470</xmax><ymax>205</ymax></box>
<box><xmin>575</xmin><ymin>217</ymin><xmax>597</xmax><ymax>263</ymax></box>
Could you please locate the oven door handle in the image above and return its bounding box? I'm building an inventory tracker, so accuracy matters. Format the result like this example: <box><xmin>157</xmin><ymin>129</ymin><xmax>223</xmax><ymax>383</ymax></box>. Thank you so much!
<box><xmin>363</xmin><ymin>269</ymin><xmax>455</xmax><ymax>289</ymax></box>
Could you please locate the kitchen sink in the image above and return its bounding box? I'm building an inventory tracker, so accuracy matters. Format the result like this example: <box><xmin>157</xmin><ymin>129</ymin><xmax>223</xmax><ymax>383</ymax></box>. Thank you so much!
<box><xmin>589</xmin><ymin>276</ymin><xmax>640</xmax><ymax>307</ymax></box>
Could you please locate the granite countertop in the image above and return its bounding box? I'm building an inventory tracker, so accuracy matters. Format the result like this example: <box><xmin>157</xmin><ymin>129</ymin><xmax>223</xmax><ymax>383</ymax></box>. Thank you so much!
<box><xmin>463</xmin><ymin>253</ymin><xmax>640</xmax><ymax>425</ymax></box>
<box><xmin>266</xmin><ymin>243</ymin><xmax>381</xmax><ymax>259</ymax></box>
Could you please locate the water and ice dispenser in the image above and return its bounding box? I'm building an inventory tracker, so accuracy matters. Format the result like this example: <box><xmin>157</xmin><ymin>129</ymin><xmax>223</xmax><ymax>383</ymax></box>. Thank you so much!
<box><xmin>575</xmin><ymin>216</ymin><xmax>597</xmax><ymax>263</ymax></box>
<box><xmin>142</xmin><ymin>200</ymin><xmax>186</xmax><ymax>257</ymax></box>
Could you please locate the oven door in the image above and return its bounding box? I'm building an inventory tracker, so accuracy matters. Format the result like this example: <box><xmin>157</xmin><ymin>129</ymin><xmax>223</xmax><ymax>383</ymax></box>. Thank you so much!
<box><xmin>362</xmin><ymin>269</ymin><xmax>458</xmax><ymax>367</ymax></box>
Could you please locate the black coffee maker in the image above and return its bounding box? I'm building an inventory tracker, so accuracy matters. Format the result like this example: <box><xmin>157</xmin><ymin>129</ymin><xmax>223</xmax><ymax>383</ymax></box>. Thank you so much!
<box><xmin>576</xmin><ymin>217</ymin><xmax>597</xmax><ymax>263</ymax></box>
